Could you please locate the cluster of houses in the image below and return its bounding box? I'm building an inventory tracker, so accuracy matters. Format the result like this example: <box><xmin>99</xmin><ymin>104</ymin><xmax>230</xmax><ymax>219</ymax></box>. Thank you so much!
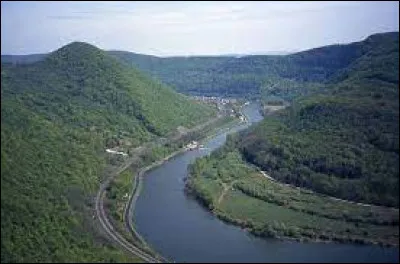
<box><xmin>191</xmin><ymin>96</ymin><xmax>237</xmax><ymax>105</ymax></box>
<box><xmin>185</xmin><ymin>141</ymin><xmax>199</xmax><ymax>150</ymax></box>
<box><xmin>191</xmin><ymin>96</ymin><xmax>239</xmax><ymax>111</ymax></box>
<box><xmin>184</xmin><ymin>141</ymin><xmax>206</xmax><ymax>150</ymax></box>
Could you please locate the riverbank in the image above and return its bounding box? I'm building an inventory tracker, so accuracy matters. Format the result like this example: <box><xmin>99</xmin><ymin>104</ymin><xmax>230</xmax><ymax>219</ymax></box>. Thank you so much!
<box><xmin>132</xmin><ymin>101</ymin><xmax>398</xmax><ymax>263</ymax></box>
<box><xmin>185</xmin><ymin>149</ymin><xmax>399</xmax><ymax>248</ymax></box>
<box><xmin>102</xmin><ymin>114</ymin><xmax>241</xmax><ymax>261</ymax></box>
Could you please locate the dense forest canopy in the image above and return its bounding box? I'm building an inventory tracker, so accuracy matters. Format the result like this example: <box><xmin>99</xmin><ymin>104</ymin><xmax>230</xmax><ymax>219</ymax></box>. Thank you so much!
<box><xmin>233</xmin><ymin>32</ymin><xmax>399</xmax><ymax>207</ymax></box>
<box><xmin>1</xmin><ymin>41</ymin><xmax>214</xmax><ymax>262</ymax></box>
<box><xmin>4</xmin><ymin>32</ymin><xmax>398</xmax><ymax>100</ymax></box>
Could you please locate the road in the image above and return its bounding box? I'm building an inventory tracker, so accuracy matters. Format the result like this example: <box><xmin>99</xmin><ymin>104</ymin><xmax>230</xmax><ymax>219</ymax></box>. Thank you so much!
<box><xmin>95</xmin><ymin>149</ymin><xmax>161</xmax><ymax>263</ymax></box>
<box><xmin>95</xmin><ymin>113</ymin><xmax>229</xmax><ymax>263</ymax></box>
<box><xmin>217</xmin><ymin>180</ymin><xmax>238</xmax><ymax>205</ymax></box>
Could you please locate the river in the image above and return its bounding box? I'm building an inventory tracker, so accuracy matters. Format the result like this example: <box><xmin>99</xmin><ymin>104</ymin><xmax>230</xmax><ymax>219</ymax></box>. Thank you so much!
<box><xmin>133</xmin><ymin>102</ymin><xmax>399</xmax><ymax>263</ymax></box>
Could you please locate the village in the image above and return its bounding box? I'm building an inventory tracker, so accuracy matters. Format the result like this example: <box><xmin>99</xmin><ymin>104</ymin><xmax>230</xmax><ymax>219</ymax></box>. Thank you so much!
<box><xmin>190</xmin><ymin>95</ymin><xmax>247</xmax><ymax>122</ymax></box>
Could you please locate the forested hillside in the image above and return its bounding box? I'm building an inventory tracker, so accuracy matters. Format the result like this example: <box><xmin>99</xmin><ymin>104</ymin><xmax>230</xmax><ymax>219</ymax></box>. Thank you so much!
<box><xmin>1</xmin><ymin>42</ymin><xmax>214</xmax><ymax>262</ymax></box>
<box><xmin>4</xmin><ymin>33</ymin><xmax>398</xmax><ymax>100</ymax></box>
<box><xmin>108</xmin><ymin>34</ymin><xmax>397</xmax><ymax>99</ymax></box>
<box><xmin>186</xmin><ymin>32</ymin><xmax>399</xmax><ymax>246</ymax></box>
<box><xmin>234</xmin><ymin>32</ymin><xmax>399</xmax><ymax>207</ymax></box>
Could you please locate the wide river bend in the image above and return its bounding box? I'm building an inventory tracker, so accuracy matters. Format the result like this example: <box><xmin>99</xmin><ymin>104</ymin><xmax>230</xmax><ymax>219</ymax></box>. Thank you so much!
<box><xmin>133</xmin><ymin>102</ymin><xmax>399</xmax><ymax>263</ymax></box>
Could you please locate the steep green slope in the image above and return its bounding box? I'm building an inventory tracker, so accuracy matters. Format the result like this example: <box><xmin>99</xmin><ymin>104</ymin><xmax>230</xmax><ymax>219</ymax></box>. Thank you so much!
<box><xmin>236</xmin><ymin>32</ymin><xmax>399</xmax><ymax>207</ymax></box>
<box><xmin>2</xmin><ymin>42</ymin><xmax>215</xmax><ymax>140</ymax></box>
<box><xmin>1</xmin><ymin>99</ymin><xmax>139</xmax><ymax>262</ymax></box>
<box><xmin>1</xmin><ymin>42</ymin><xmax>214</xmax><ymax>262</ymax></box>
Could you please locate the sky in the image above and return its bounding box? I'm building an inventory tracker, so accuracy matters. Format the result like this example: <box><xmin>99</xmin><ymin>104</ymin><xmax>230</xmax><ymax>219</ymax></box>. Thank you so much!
<box><xmin>1</xmin><ymin>1</ymin><xmax>399</xmax><ymax>56</ymax></box>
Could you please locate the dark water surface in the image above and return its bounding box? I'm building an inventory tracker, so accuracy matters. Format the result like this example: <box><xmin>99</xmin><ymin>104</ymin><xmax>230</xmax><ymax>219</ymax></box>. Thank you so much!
<box><xmin>134</xmin><ymin>102</ymin><xmax>399</xmax><ymax>263</ymax></box>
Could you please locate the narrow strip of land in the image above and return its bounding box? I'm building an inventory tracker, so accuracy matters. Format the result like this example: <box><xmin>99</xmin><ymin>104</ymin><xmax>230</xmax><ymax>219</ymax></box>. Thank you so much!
<box><xmin>95</xmin><ymin>154</ymin><xmax>160</xmax><ymax>262</ymax></box>
<box><xmin>95</xmin><ymin>113</ymin><xmax>231</xmax><ymax>262</ymax></box>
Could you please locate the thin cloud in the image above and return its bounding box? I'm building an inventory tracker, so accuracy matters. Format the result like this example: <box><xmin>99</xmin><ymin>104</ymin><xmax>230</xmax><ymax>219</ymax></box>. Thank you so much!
<box><xmin>47</xmin><ymin>15</ymin><xmax>94</xmax><ymax>20</ymax></box>
<box><xmin>1</xmin><ymin>1</ymin><xmax>399</xmax><ymax>56</ymax></box>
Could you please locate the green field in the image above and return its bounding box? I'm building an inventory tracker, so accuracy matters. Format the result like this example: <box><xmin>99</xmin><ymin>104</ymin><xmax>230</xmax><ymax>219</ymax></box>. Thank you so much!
<box><xmin>187</xmin><ymin>150</ymin><xmax>399</xmax><ymax>246</ymax></box>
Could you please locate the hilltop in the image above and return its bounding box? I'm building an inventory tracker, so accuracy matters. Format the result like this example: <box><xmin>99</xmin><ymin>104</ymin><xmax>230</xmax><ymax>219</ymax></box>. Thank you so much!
<box><xmin>1</xmin><ymin>41</ymin><xmax>215</xmax><ymax>262</ymax></box>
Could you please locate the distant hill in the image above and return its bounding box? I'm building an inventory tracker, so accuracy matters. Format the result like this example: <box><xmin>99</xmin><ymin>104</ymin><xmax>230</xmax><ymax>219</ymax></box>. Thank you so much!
<box><xmin>1</xmin><ymin>41</ymin><xmax>214</xmax><ymax>262</ymax></box>
<box><xmin>106</xmin><ymin>33</ymin><xmax>399</xmax><ymax>99</ymax></box>
<box><xmin>1</xmin><ymin>53</ymin><xmax>48</xmax><ymax>65</ymax></box>
<box><xmin>1</xmin><ymin>53</ymin><xmax>47</xmax><ymax>64</ymax></box>
<box><xmin>3</xmin><ymin>32</ymin><xmax>398</xmax><ymax>100</ymax></box>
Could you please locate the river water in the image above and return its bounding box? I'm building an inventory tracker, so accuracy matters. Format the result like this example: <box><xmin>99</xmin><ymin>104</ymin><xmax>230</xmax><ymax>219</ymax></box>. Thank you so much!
<box><xmin>133</xmin><ymin>102</ymin><xmax>399</xmax><ymax>263</ymax></box>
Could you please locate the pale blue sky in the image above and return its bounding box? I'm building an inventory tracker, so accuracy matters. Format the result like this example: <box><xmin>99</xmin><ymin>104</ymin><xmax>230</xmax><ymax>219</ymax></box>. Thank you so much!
<box><xmin>1</xmin><ymin>1</ymin><xmax>399</xmax><ymax>56</ymax></box>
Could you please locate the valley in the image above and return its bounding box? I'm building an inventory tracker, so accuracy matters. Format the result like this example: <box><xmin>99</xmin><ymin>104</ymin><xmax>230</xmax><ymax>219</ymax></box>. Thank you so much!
<box><xmin>1</xmin><ymin>30</ymin><xmax>399</xmax><ymax>263</ymax></box>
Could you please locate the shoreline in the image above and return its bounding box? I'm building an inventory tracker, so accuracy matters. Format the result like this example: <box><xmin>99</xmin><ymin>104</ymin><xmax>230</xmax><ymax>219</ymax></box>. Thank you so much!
<box><xmin>184</xmin><ymin>182</ymin><xmax>399</xmax><ymax>249</ymax></box>
<box><xmin>121</xmin><ymin>114</ymin><xmax>242</xmax><ymax>262</ymax></box>
<box><xmin>123</xmin><ymin>147</ymin><xmax>187</xmax><ymax>263</ymax></box>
